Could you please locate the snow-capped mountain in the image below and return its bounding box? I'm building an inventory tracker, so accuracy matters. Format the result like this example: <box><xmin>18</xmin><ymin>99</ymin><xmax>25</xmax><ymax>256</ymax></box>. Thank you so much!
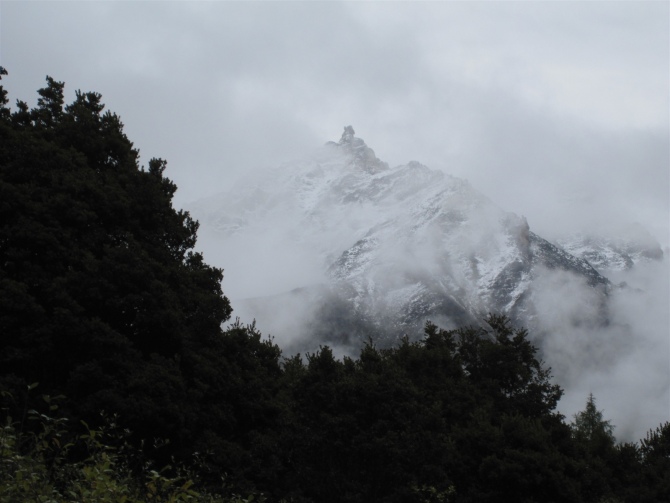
<box><xmin>554</xmin><ymin>223</ymin><xmax>664</xmax><ymax>274</ymax></box>
<box><xmin>192</xmin><ymin>127</ymin><xmax>614</xmax><ymax>352</ymax></box>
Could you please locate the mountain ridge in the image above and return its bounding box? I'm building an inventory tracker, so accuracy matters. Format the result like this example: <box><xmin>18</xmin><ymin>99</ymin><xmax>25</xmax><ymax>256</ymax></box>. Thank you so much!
<box><xmin>191</xmin><ymin>127</ymin><xmax>647</xmax><ymax>353</ymax></box>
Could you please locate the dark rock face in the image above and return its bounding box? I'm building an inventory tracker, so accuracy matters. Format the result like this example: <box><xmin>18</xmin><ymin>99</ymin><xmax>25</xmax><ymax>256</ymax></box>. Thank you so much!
<box><xmin>530</xmin><ymin>233</ymin><xmax>610</xmax><ymax>288</ymax></box>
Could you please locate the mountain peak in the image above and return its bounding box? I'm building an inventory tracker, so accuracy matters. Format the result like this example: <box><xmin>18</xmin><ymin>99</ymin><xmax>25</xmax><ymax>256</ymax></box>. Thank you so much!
<box><xmin>340</xmin><ymin>125</ymin><xmax>356</xmax><ymax>145</ymax></box>
<box><xmin>330</xmin><ymin>126</ymin><xmax>388</xmax><ymax>173</ymax></box>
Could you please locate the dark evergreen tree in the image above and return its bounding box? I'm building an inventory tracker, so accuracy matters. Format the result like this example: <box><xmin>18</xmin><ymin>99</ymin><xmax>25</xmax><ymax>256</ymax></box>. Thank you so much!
<box><xmin>0</xmin><ymin>74</ymin><xmax>246</xmax><ymax>452</ymax></box>
<box><xmin>636</xmin><ymin>422</ymin><xmax>670</xmax><ymax>502</ymax></box>
<box><xmin>570</xmin><ymin>393</ymin><xmax>618</xmax><ymax>501</ymax></box>
<box><xmin>572</xmin><ymin>393</ymin><xmax>615</xmax><ymax>447</ymax></box>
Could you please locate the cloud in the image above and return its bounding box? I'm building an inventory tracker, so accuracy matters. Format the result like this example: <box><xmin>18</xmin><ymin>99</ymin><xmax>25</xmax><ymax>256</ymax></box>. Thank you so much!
<box><xmin>530</xmin><ymin>260</ymin><xmax>670</xmax><ymax>442</ymax></box>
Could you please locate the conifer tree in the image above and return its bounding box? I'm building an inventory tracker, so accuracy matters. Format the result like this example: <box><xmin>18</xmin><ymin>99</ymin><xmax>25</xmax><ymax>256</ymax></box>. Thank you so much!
<box><xmin>0</xmin><ymin>73</ymin><xmax>234</xmax><ymax>446</ymax></box>
<box><xmin>572</xmin><ymin>393</ymin><xmax>615</xmax><ymax>445</ymax></box>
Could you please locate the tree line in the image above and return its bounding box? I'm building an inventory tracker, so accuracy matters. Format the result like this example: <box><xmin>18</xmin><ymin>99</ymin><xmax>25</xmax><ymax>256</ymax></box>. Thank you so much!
<box><xmin>1</xmin><ymin>72</ymin><xmax>668</xmax><ymax>502</ymax></box>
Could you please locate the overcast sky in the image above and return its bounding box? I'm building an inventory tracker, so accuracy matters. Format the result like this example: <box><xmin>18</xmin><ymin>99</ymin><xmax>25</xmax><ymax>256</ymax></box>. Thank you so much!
<box><xmin>2</xmin><ymin>0</ymin><xmax>668</xmax><ymax>248</ymax></box>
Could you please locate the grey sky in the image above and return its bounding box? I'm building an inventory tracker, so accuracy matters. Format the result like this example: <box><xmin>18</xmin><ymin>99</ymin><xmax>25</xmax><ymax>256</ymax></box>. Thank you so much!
<box><xmin>2</xmin><ymin>1</ymin><xmax>668</xmax><ymax>247</ymax></box>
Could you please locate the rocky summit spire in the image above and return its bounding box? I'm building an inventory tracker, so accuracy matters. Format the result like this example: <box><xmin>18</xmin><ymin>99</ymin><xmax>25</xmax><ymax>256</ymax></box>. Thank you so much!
<box><xmin>332</xmin><ymin>126</ymin><xmax>388</xmax><ymax>174</ymax></box>
<box><xmin>340</xmin><ymin>125</ymin><xmax>356</xmax><ymax>145</ymax></box>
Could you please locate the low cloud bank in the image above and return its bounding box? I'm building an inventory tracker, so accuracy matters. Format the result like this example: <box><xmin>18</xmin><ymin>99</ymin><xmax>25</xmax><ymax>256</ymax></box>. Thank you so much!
<box><xmin>532</xmin><ymin>258</ymin><xmax>669</xmax><ymax>441</ymax></box>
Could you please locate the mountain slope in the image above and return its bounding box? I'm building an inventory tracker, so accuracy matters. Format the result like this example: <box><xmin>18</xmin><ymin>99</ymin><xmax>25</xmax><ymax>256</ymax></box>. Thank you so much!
<box><xmin>192</xmin><ymin>127</ymin><xmax>611</xmax><ymax>352</ymax></box>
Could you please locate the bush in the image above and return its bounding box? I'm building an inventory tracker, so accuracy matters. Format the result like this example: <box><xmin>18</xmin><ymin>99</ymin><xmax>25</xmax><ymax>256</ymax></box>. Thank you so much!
<box><xmin>0</xmin><ymin>388</ymin><xmax>265</xmax><ymax>503</ymax></box>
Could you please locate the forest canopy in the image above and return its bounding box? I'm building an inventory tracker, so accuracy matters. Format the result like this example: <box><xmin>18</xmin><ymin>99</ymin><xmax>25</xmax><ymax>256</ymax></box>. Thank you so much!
<box><xmin>1</xmin><ymin>73</ymin><xmax>668</xmax><ymax>503</ymax></box>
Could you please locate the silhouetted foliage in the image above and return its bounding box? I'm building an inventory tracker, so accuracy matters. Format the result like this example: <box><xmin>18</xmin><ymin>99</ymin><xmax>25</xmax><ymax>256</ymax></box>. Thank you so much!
<box><xmin>636</xmin><ymin>422</ymin><xmax>670</xmax><ymax>502</ymax></box>
<box><xmin>0</xmin><ymin>74</ymin><xmax>252</xmax><ymax>462</ymax></box>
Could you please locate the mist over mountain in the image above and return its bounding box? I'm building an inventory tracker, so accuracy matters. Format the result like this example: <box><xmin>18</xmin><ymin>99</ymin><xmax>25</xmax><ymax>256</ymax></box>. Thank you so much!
<box><xmin>554</xmin><ymin>223</ymin><xmax>664</xmax><ymax>274</ymax></box>
<box><xmin>192</xmin><ymin>127</ymin><xmax>668</xmax><ymax>441</ymax></box>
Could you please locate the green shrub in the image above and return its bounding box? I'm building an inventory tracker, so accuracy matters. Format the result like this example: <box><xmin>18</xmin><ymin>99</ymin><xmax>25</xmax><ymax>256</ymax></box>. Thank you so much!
<box><xmin>0</xmin><ymin>388</ymin><xmax>264</xmax><ymax>503</ymax></box>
